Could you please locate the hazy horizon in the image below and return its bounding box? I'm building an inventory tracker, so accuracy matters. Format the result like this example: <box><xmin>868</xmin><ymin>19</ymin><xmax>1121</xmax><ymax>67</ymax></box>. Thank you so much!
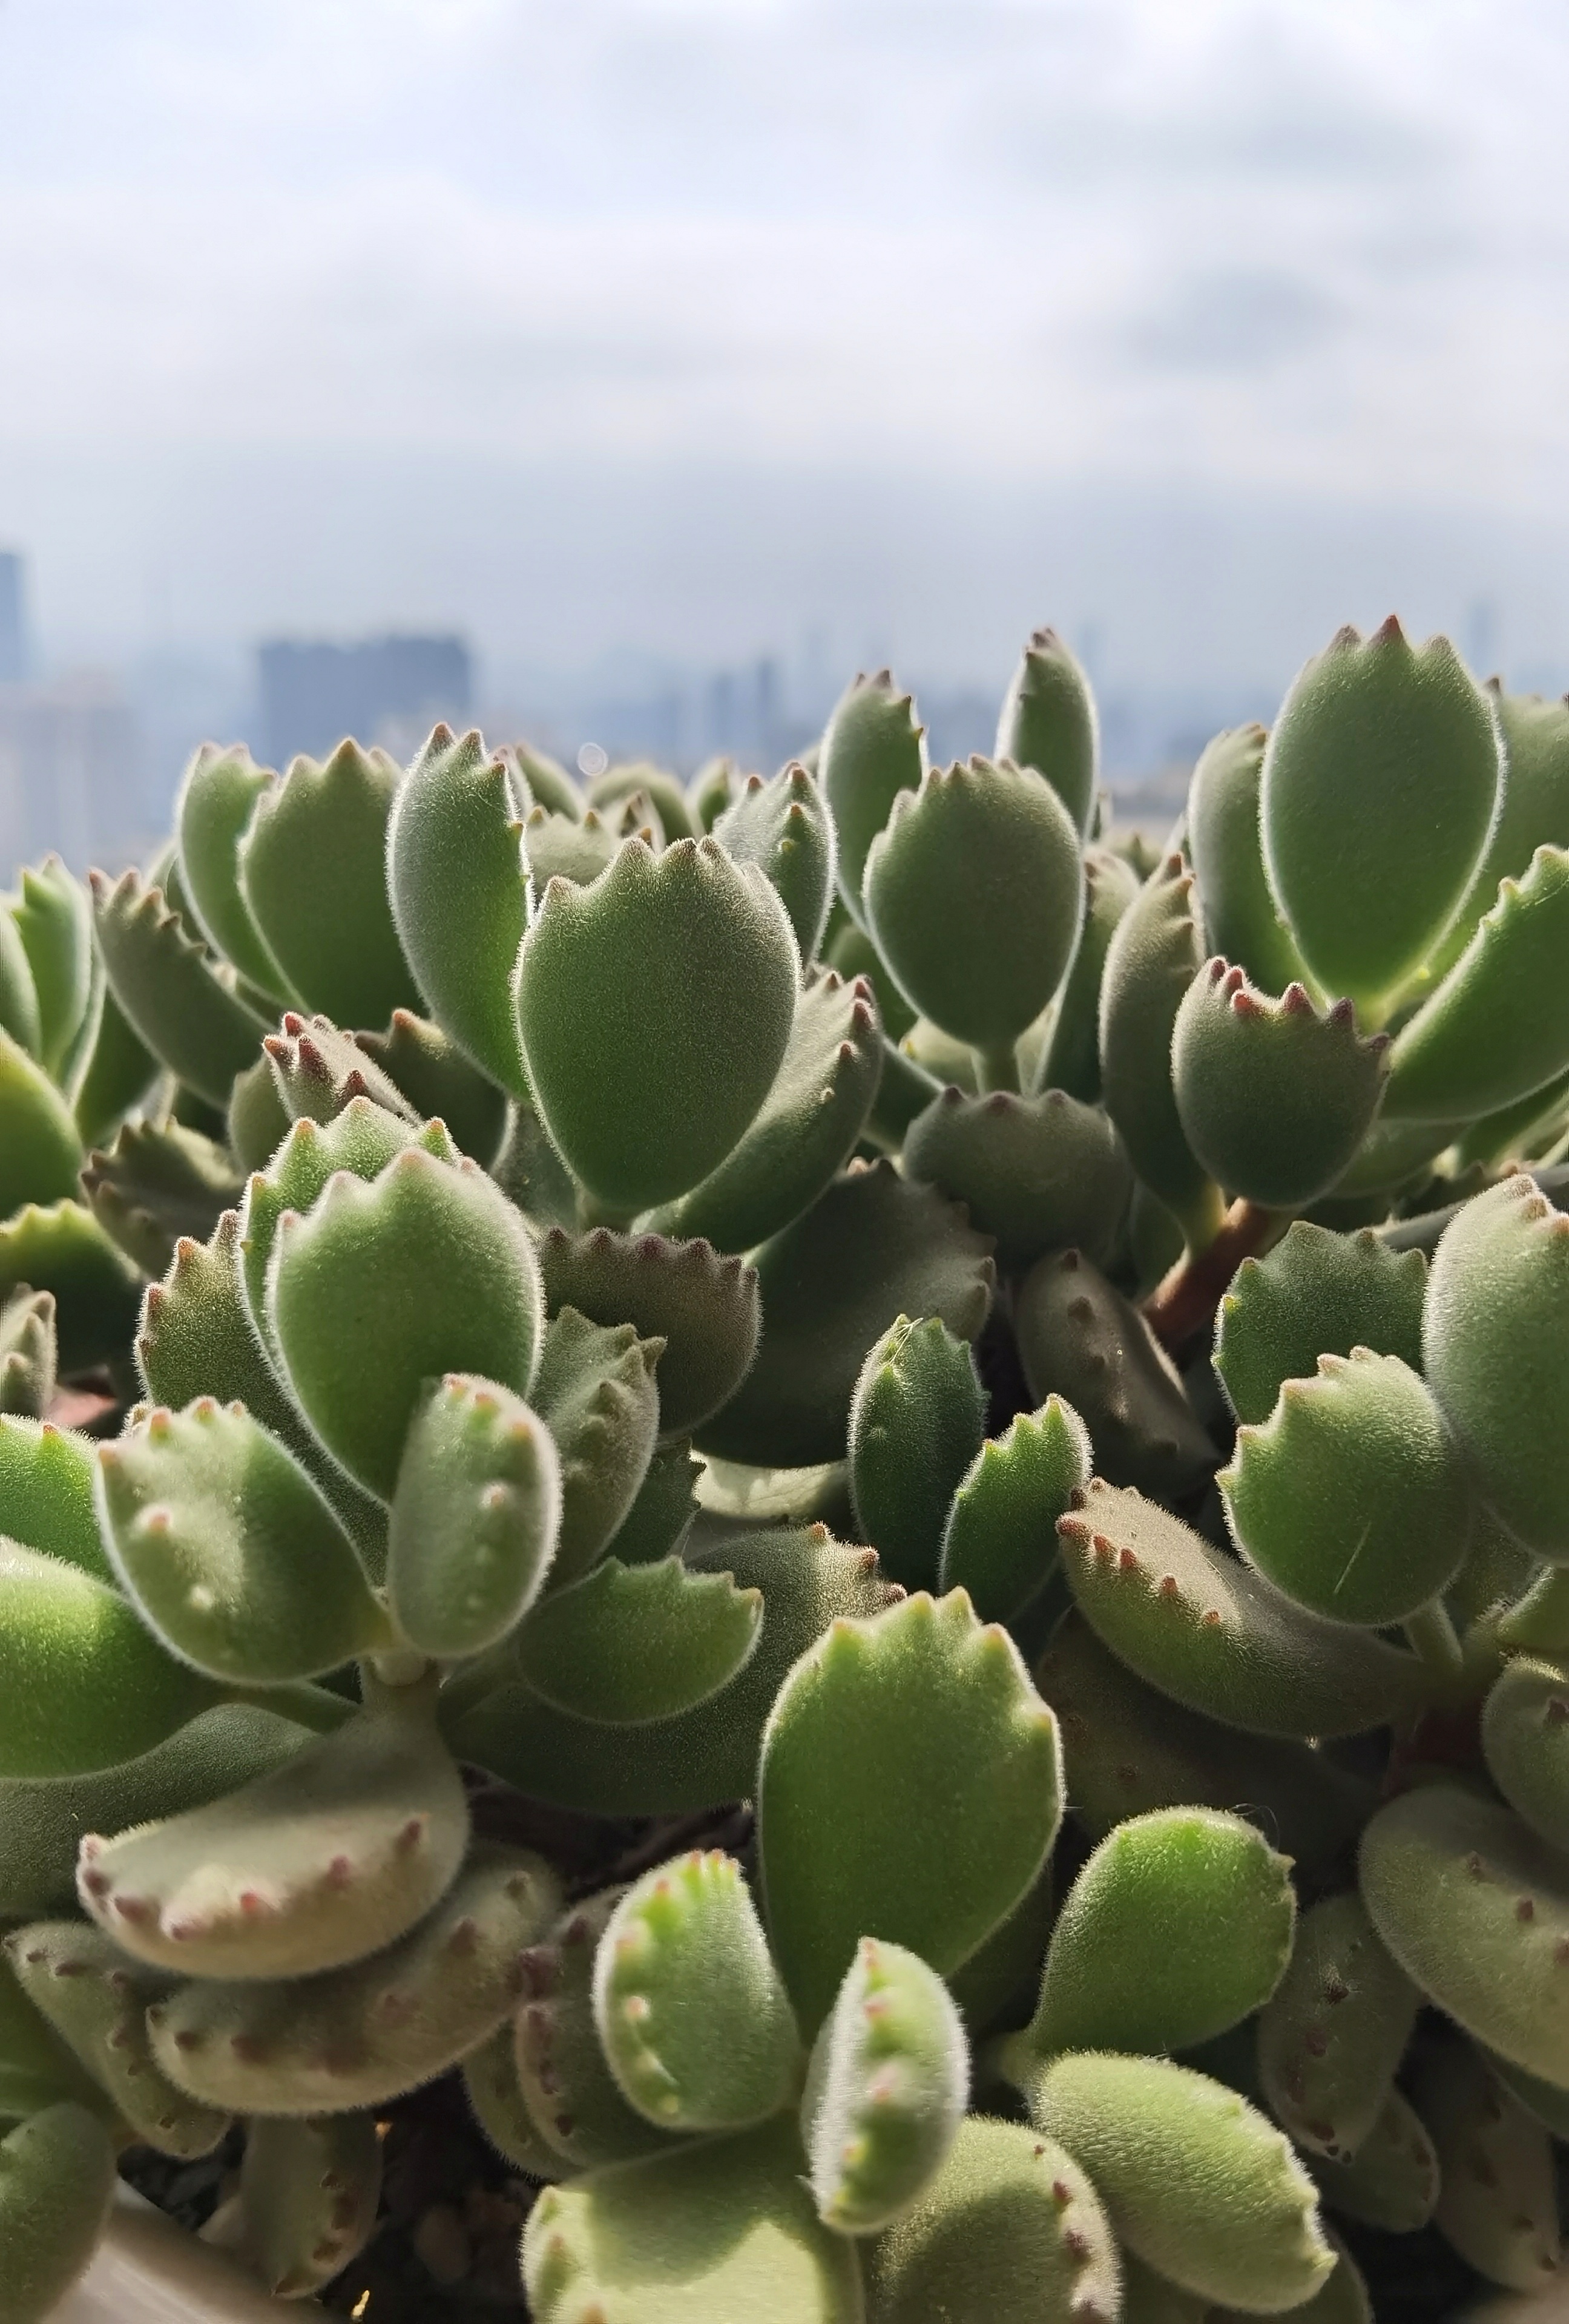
<box><xmin>4</xmin><ymin>1</ymin><xmax>1569</xmax><ymax>708</ymax></box>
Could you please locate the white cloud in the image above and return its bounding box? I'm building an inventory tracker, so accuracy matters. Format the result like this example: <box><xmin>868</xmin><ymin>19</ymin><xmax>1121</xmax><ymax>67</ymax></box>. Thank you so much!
<box><xmin>1</xmin><ymin>0</ymin><xmax>1567</xmax><ymax>668</ymax></box>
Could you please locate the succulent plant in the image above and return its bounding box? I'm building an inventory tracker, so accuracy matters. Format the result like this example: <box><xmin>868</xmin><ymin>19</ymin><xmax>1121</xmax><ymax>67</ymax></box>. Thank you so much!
<box><xmin>2</xmin><ymin>618</ymin><xmax>1569</xmax><ymax>2319</ymax></box>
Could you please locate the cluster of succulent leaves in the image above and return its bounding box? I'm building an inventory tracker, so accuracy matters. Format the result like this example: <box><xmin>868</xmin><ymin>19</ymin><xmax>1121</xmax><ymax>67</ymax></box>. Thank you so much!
<box><xmin>3</xmin><ymin>622</ymin><xmax>1569</xmax><ymax>2320</ymax></box>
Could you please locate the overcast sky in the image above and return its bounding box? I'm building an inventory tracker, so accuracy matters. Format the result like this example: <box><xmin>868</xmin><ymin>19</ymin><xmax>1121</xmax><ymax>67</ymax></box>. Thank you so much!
<box><xmin>2</xmin><ymin>1</ymin><xmax>1567</xmax><ymax>691</ymax></box>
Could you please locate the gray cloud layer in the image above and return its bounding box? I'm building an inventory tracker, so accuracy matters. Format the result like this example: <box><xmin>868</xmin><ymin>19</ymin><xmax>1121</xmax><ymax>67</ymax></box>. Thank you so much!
<box><xmin>0</xmin><ymin>0</ymin><xmax>1564</xmax><ymax>681</ymax></box>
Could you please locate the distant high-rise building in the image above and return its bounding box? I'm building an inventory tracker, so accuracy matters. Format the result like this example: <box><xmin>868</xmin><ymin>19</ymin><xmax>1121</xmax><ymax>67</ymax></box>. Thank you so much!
<box><xmin>257</xmin><ymin>634</ymin><xmax>472</xmax><ymax>767</ymax></box>
<box><xmin>0</xmin><ymin>553</ymin><xmax>28</xmax><ymax>684</ymax></box>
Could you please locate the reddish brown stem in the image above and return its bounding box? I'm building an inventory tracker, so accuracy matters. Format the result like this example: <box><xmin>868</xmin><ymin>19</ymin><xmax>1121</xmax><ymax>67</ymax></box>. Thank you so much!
<box><xmin>1142</xmin><ymin>1198</ymin><xmax>1281</xmax><ymax>1353</ymax></box>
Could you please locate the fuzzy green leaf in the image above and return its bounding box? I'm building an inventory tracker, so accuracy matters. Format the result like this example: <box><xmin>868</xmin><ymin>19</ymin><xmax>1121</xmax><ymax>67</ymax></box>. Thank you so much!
<box><xmin>386</xmin><ymin>723</ymin><xmax>531</xmax><ymax>1095</ymax></box>
<box><xmin>1059</xmin><ymin>1479</ymin><xmax>1424</xmax><ymax>1738</ymax></box>
<box><xmin>940</xmin><ymin>1398</ymin><xmax>1090</xmax><ymax>1624</ymax></box>
<box><xmin>518</xmin><ymin>1554</ymin><xmax>761</xmax><ymax>1724</ymax></box>
<box><xmin>821</xmin><ymin>668</ymin><xmax>925</xmax><ymax>930</ymax></box>
<box><xmin>1213</xmin><ymin>1221</ymin><xmax>1427</xmax><ymax>1428</ymax></box>
<box><xmin>643</xmin><ymin>967</ymin><xmax>883</xmax><ymax>1252</ymax></box>
<box><xmin>389</xmin><ymin>1372</ymin><xmax>561</xmax><ymax>1657</ymax></box>
<box><xmin>1015</xmin><ymin>1248</ymin><xmax>1214</xmax><ymax>1502</ymax></box>
<box><xmin>0</xmin><ymin>1028</ymin><xmax>84</xmax><ymax>1216</ymax></box>
<box><xmin>81</xmin><ymin>1117</ymin><xmax>243</xmax><ymax>1279</ymax></box>
<box><xmin>354</xmin><ymin>1006</ymin><xmax>510</xmax><ymax>1166</ymax></box>
<box><xmin>0</xmin><ymin>2102</ymin><xmax>118</xmax><ymax>2324</ymax></box>
<box><xmin>96</xmin><ymin>1399</ymin><xmax>388</xmax><ymax>1682</ymax></box>
<box><xmin>1261</xmin><ymin>619</ymin><xmax>1501</xmax><ymax>1019</ymax></box>
<box><xmin>74</xmin><ymin>1676</ymin><xmax>467</xmax><ymax>1980</ymax></box>
<box><xmin>271</xmin><ymin>1148</ymin><xmax>545</xmax><ymax>1499</ymax></box>
<box><xmin>865</xmin><ymin>756</ymin><xmax>1084</xmax><ymax>1056</ymax></box>
<box><xmin>1424</xmin><ymin>1171</ymin><xmax>1569</xmax><ymax>1560</ymax></box>
<box><xmin>1219</xmin><ymin>1350</ymin><xmax>1471</xmax><ymax>1627</ymax></box>
<box><xmin>513</xmin><ymin>1888</ymin><xmax>673</xmax><ymax>2167</ymax></box>
<box><xmin>996</xmin><ymin>626</ymin><xmax>1099</xmax><ymax>837</ymax></box>
<box><xmin>531</xmin><ymin>1307</ymin><xmax>660</xmax><ymax>1584</ymax></box>
<box><xmin>803</xmin><ymin>1936</ymin><xmax>967</xmax><ymax>2234</ymax></box>
<box><xmin>0</xmin><ymin>1540</ymin><xmax>217</xmax><ymax>1776</ymax></box>
<box><xmin>238</xmin><ymin>737</ymin><xmax>418</xmax><ymax>1027</ymax></box>
<box><xmin>1360</xmin><ymin>1783</ymin><xmax>1569</xmax><ymax>2086</ymax></box>
<box><xmin>1097</xmin><ymin>853</ymin><xmax>1220</xmax><ymax>1248</ymax></box>
<box><xmin>759</xmin><ymin>1589</ymin><xmax>1063</xmax><ymax>2033</ymax></box>
<box><xmin>594</xmin><ymin>1850</ymin><xmax>802</xmax><ymax>2130</ymax></box>
<box><xmin>1385</xmin><ymin>842</ymin><xmax>1569</xmax><ymax>1120</ymax></box>
<box><xmin>536</xmin><ymin>1225</ymin><xmax>760</xmax><ymax>1439</ymax></box>
<box><xmin>1481</xmin><ymin>1653</ymin><xmax>1569</xmax><ymax>1851</ymax></box>
<box><xmin>864</xmin><ymin>2114</ymin><xmax>1120</xmax><ymax>2324</ymax></box>
<box><xmin>1186</xmin><ymin>724</ymin><xmax>1306</xmax><ymax>996</ymax></box>
<box><xmin>1173</xmin><ymin>962</ymin><xmax>1389</xmax><ymax>1210</ymax></box>
<box><xmin>849</xmin><ymin>1315</ymin><xmax>986</xmax><ymax>1593</ymax></box>
<box><xmin>1409</xmin><ymin>2033</ymin><xmax>1562</xmax><ymax>2294</ymax></box>
<box><xmin>174</xmin><ymin>741</ymin><xmax>291</xmax><ymax>1001</ymax></box>
<box><xmin>714</xmin><ymin>761</ymin><xmax>838</xmax><ymax>960</ymax></box>
<box><xmin>518</xmin><ymin>836</ymin><xmax>800</xmax><ymax>1215</ymax></box>
<box><xmin>13</xmin><ymin>858</ymin><xmax>94</xmax><ymax>1077</ymax></box>
<box><xmin>1257</xmin><ymin>1890</ymin><xmax>1418</xmax><ymax>2161</ymax></box>
<box><xmin>904</xmin><ymin>1085</ymin><xmax>1131</xmax><ymax>1271</ymax></box>
<box><xmin>1034</xmin><ymin>845</ymin><xmax>1140</xmax><ymax>1103</ymax></box>
<box><xmin>239</xmin><ymin>2111</ymin><xmax>383</xmax><ymax>2298</ymax></box>
<box><xmin>89</xmin><ymin>867</ymin><xmax>267</xmax><ymax>1108</ymax></box>
<box><xmin>1030</xmin><ymin>2052</ymin><xmax>1334</xmax><ymax>2314</ymax></box>
<box><xmin>1019</xmin><ymin>1808</ymin><xmax>1294</xmax><ymax>2067</ymax></box>
<box><xmin>524</xmin><ymin>2116</ymin><xmax>864</xmax><ymax>2324</ymax></box>
<box><xmin>151</xmin><ymin>1842</ymin><xmax>559</xmax><ymax>2115</ymax></box>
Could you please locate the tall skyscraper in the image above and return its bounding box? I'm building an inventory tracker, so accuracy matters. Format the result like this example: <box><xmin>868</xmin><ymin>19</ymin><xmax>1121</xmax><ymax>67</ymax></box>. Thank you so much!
<box><xmin>257</xmin><ymin>634</ymin><xmax>472</xmax><ymax>767</ymax></box>
<box><xmin>0</xmin><ymin>552</ymin><xmax>27</xmax><ymax>684</ymax></box>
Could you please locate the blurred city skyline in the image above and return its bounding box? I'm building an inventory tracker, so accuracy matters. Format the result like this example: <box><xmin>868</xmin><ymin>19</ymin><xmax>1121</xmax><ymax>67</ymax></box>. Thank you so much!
<box><xmin>3</xmin><ymin>2</ymin><xmax>1569</xmax><ymax>855</ymax></box>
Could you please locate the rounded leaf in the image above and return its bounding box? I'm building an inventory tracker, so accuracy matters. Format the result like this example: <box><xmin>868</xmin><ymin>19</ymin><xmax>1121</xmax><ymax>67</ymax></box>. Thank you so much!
<box><xmin>271</xmin><ymin>1147</ymin><xmax>545</xmax><ymax>1498</ymax></box>
<box><xmin>389</xmin><ymin>1372</ymin><xmax>561</xmax><ymax>1656</ymax></box>
<box><xmin>1409</xmin><ymin>2032</ymin><xmax>1562</xmax><ymax>2294</ymax></box>
<box><xmin>904</xmin><ymin>1084</ymin><xmax>1131</xmax><ymax>1270</ymax></box>
<box><xmin>1424</xmin><ymin>1171</ymin><xmax>1569</xmax><ymax>1560</ymax></box>
<box><xmin>0</xmin><ymin>1540</ymin><xmax>215</xmax><ymax>1777</ymax></box>
<box><xmin>0</xmin><ymin>2102</ymin><xmax>117</xmax><ymax>2324</ymax></box>
<box><xmin>714</xmin><ymin>761</ymin><xmax>837</xmax><ymax>960</ymax></box>
<box><xmin>537</xmin><ymin>1225</ymin><xmax>760</xmax><ymax>1439</ymax></box>
<box><xmin>1481</xmin><ymin>1653</ymin><xmax>1569</xmax><ymax>1851</ymax></box>
<box><xmin>1256</xmin><ymin>1890</ymin><xmax>1419</xmax><ymax>2160</ymax></box>
<box><xmin>1360</xmin><ymin>1783</ymin><xmax>1569</xmax><ymax>2085</ymax></box>
<box><xmin>864</xmin><ymin>756</ymin><xmax>1084</xmax><ymax>1051</ymax></box>
<box><xmin>864</xmin><ymin>2113</ymin><xmax>1120</xmax><ymax>2324</ymax></box>
<box><xmin>1059</xmin><ymin>1479</ymin><xmax>1424</xmax><ymax>1739</ymax></box>
<box><xmin>1031</xmin><ymin>2052</ymin><xmax>1334</xmax><ymax>2314</ymax></box>
<box><xmin>238</xmin><ymin>738</ymin><xmax>417</xmax><ymax>1028</ymax></box>
<box><xmin>517</xmin><ymin>1555</ymin><xmax>761</xmax><ymax>1724</ymax></box>
<box><xmin>594</xmin><ymin>1849</ymin><xmax>802</xmax><ymax>2130</ymax></box>
<box><xmin>1187</xmin><ymin>724</ymin><xmax>1305</xmax><ymax>996</ymax></box>
<box><xmin>96</xmin><ymin>1399</ymin><xmax>387</xmax><ymax>1682</ymax></box>
<box><xmin>1097</xmin><ymin>853</ymin><xmax>1219</xmax><ymax>1247</ymax></box>
<box><xmin>1213</xmin><ymin>1221</ymin><xmax>1426</xmax><ymax>1428</ymax></box>
<box><xmin>1173</xmin><ymin>962</ymin><xmax>1389</xmax><ymax>1209</ymax></box>
<box><xmin>1022</xmin><ymin>1808</ymin><xmax>1295</xmax><ymax>2064</ymax></box>
<box><xmin>518</xmin><ymin>836</ymin><xmax>800</xmax><ymax>1214</ymax></box>
<box><xmin>524</xmin><ymin>2116</ymin><xmax>864</xmax><ymax>2324</ymax></box>
<box><xmin>1261</xmin><ymin>619</ymin><xmax>1500</xmax><ymax>1017</ymax></box>
<box><xmin>73</xmin><ymin>1678</ymin><xmax>468</xmax><ymax>1980</ymax></box>
<box><xmin>386</xmin><ymin>723</ymin><xmax>530</xmax><ymax>1094</ymax></box>
<box><xmin>0</xmin><ymin>1028</ymin><xmax>83</xmax><ymax>1216</ymax></box>
<box><xmin>940</xmin><ymin>1396</ymin><xmax>1091</xmax><ymax>1624</ymax></box>
<box><xmin>995</xmin><ymin>625</ymin><xmax>1099</xmax><ymax>836</ymax></box>
<box><xmin>175</xmin><ymin>741</ymin><xmax>290</xmax><ymax>1000</ymax></box>
<box><xmin>849</xmin><ymin>1315</ymin><xmax>987</xmax><ymax>1593</ymax></box>
<box><xmin>802</xmin><ymin>1936</ymin><xmax>967</xmax><ymax>2234</ymax></box>
<box><xmin>1219</xmin><ymin>1350</ymin><xmax>1471</xmax><ymax>1627</ymax></box>
<box><xmin>820</xmin><ymin>668</ymin><xmax>925</xmax><ymax>929</ymax></box>
<box><xmin>758</xmin><ymin>1589</ymin><xmax>1063</xmax><ymax>2032</ymax></box>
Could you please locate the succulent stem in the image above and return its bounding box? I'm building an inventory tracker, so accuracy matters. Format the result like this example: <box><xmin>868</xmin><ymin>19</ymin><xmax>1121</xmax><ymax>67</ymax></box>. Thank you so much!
<box><xmin>1402</xmin><ymin>1598</ymin><xmax>1466</xmax><ymax>1690</ymax></box>
<box><xmin>1143</xmin><ymin>1196</ymin><xmax>1280</xmax><ymax>1351</ymax></box>
<box><xmin>975</xmin><ymin>1042</ymin><xmax>1021</xmax><ymax>1095</ymax></box>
